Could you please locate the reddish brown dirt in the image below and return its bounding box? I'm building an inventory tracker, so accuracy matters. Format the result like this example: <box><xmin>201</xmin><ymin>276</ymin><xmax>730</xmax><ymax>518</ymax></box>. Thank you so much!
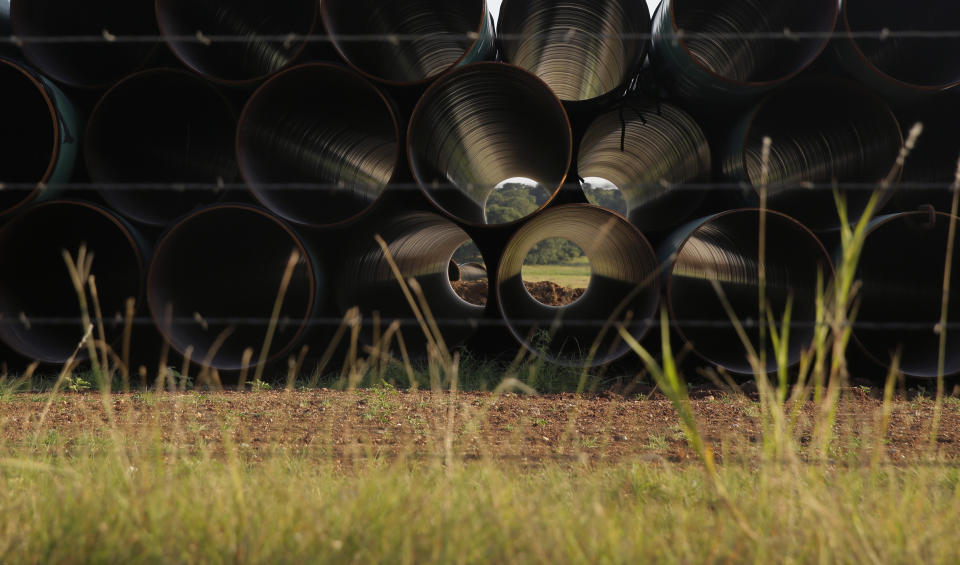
<box><xmin>452</xmin><ymin>280</ymin><xmax>586</xmax><ymax>307</ymax></box>
<box><xmin>3</xmin><ymin>389</ymin><xmax>960</xmax><ymax>465</ymax></box>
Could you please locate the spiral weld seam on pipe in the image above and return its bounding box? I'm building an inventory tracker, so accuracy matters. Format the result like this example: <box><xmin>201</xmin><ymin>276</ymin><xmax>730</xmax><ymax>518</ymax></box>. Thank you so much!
<box><xmin>147</xmin><ymin>204</ymin><xmax>321</xmax><ymax>372</ymax></box>
<box><xmin>660</xmin><ymin>208</ymin><xmax>833</xmax><ymax>375</ymax></box>
<box><xmin>408</xmin><ymin>62</ymin><xmax>573</xmax><ymax>227</ymax></box>
<box><xmin>0</xmin><ymin>57</ymin><xmax>79</xmax><ymax>218</ymax></box>
<box><xmin>649</xmin><ymin>0</ymin><xmax>838</xmax><ymax>107</ymax></box>
<box><xmin>577</xmin><ymin>99</ymin><xmax>711</xmax><ymax>232</ymax></box>
<box><xmin>853</xmin><ymin>211</ymin><xmax>960</xmax><ymax>378</ymax></box>
<box><xmin>10</xmin><ymin>0</ymin><xmax>159</xmax><ymax>88</ymax></box>
<box><xmin>496</xmin><ymin>0</ymin><xmax>651</xmax><ymax>108</ymax></box>
<box><xmin>0</xmin><ymin>200</ymin><xmax>148</xmax><ymax>364</ymax></box>
<box><xmin>834</xmin><ymin>0</ymin><xmax>960</xmax><ymax>106</ymax></box>
<box><xmin>336</xmin><ymin>211</ymin><xmax>486</xmax><ymax>355</ymax></box>
<box><xmin>721</xmin><ymin>77</ymin><xmax>904</xmax><ymax>232</ymax></box>
<box><xmin>155</xmin><ymin>0</ymin><xmax>317</xmax><ymax>85</ymax></box>
<box><xmin>236</xmin><ymin>63</ymin><xmax>402</xmax><ymax>228</ymax></box>
<box><xmin>321</xmin><ymin>0</ymin><xmax>495</xmax><ymax>86</ymax></box>
<box><xmin>85</xmin><ymin>68</ymin><xmax>238</xmax><ymax>227</ymax></box>
<box><xmin>496</xmin><ymin>204</ymin><xmax>659</xmax><ymax>367</ymax></box>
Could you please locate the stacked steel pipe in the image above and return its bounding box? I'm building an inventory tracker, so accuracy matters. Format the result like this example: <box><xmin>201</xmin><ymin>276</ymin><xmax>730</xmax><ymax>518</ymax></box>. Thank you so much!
<box><xmin>0</xmin><ymin>0</ymin><xmax>957</xmax><ymax>380</ymax></box>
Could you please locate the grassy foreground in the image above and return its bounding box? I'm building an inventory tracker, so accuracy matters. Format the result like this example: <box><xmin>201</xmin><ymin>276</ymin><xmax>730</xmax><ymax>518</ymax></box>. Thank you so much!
<box><xmin>522</xmin><ymin>256</ymin><xmax>592</xmax><ymax>289</ymax></box>
<box><xmin>0</xmin><ymin>432</ymin><xmax>958</xmax><ymax>564</ymax></box>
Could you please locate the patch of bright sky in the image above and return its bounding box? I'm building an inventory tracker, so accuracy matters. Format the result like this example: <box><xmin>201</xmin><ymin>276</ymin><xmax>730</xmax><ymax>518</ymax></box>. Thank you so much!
<box><xmin>487</xmin><ymin>0</ymin><xmax>662</xmax><ymax>22</ymax></box>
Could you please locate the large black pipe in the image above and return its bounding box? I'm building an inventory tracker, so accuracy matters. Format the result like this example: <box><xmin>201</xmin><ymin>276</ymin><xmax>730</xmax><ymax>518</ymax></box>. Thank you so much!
<box><xmin>854</xmin><ymin>212</ymin><xmax>960</xmax><ymax>378</ymax></box>
<box><xmin>321</xmin><ymin>0</ymin><xmax>494</xmax><ymax>86</ymax></box>
<box><xmin>835</xmin><ymin>0</ymin><xmax>960</xmax><ymax>104</ymax></box>
<box><xmin>408</xmin><ymin>62</ymin><xmax>572</xmax><ymax>226</ymax></box>
<box><xmin>722</xmin><ymin>79</ymin><xmax>903</xmax><ymax>231</ymax></box>
<box><xmin>156</xmin><ymin>0</ymin><xmax>316</xmax><ymax>84</ymax></box>
<box><xmin>0</xmin><ymin>201</ymin><xmax>147</xmax><ymax>364</ymax></box>
<box><xmin>497</xmin><ymin>0</ymin><xmax>650</xmax><ymax>106</ymax></box>
<box><xmin>237</xmin><ymin>64</ymin><xmax>400</xmax><ymax>227</ymax></box>
<box><xmin>497</xmin><ymin>204</ymin><xmax>658</xmax><ymax>366</ymax></box>
<box><xmin>661</xmin><ymin>209</ymin><xmax>832</xmax><ymax>374</ymax></box>
<box><xmin>85</xmin><ymin>69</ymin><xmax>237</xmax><ymax>227</ymax></box>
<box><xmin>650</xmin><ymin>0</ymin><xmax>837</xmax><ymax>106</ymax></box>
<box><xmin>577</xmin><ymin>100</ymin><xmax>710</xmax><ymax>232</ymax></box>
<box><xmin>148</xmin><ymin>205</ymin><xmax>319</xmax><ymax>371</ymax></box>
<box><xmin>0</xmin><ymin>57</ymin><xmax>78</xmax><ymax>217</ymax></box>
<box><xmin>10</xmin><ymin>0</ymin><xmax>157</xmax><ymax>88</ymax></box>
<box><xmin>337</xmin><ymin>212</ymin><xmax>485</xmax><ymax>354</ymax></box>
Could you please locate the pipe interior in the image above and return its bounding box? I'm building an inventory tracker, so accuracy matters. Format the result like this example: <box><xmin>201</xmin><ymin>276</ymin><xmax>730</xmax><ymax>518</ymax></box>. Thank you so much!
<box><xmin>855</xmin><ymin>212</ymin><xmax>960</xmax><ymax>377</ymax></box>
<box><xmin>238</xmin><ymin>65</ymin><xmax>398</xmax><ymax>226</ymax></box>
<box><xmin>0</xmin><ymin>60</ymin><xmax>55</xmax><ymax>214</ymax></box>
<box><xmin>409</xmin><ymin>64</ymin><xmax>571</xmax><ymax>225</ymax></box>
<box><xmin>666</xmin><ymin>211</ymin><xmax>829</xmax><ymax>374</ymax></box>
<box><xmin>737</xmin><ymin>81</ymin><xmax>902</xmax><ymax>230</ymax></box>
<box><xmin>497</xmin><ymin>0</ymin><xmax>649</xmax><ymax>102</ymax></box>
<box><xmin>337</xmin><ymin>213</ymin><xmax>485</xmax><ymax>350</ymax></box>
<box><xmin>86</xmin><ymin>71</ymin><xmax>237</xmax><ymax>226</ymax></box>
<box><xmin>323</xmin><ymin>0</ymin><xmax>486</xmax><ymax>84</ymax></box>
<box><xmin>11</xmin><ymin>0</ymin><xmax>157</xmax><ymax>86</ymax></box>
<box><xmin>148</xmin><ymin>207</ymin><xmax>315</xmax><ymax>371</ymax></box>
<box><xmin>843</xmin><ymin>0</ymin><xmax>960</xmax><ymax>88</ymax></box>
<box><xmin>0</xmin><ymin>202</ymin><xmax>143</xmax><ymax>363</ymax></box>
<box><xmin>671</xmin><ymin>0</ymin><xmax>836</xmax><ymax>83</ymax></box>
<box><xmin>498</xmin><ymin>205</ymin><xmax>658</xmax><ymax>365</ymax></box>
<box><xmin>156</xmin><ymin>0</ymin><xmax>315</xmax><ymax>82</ymax></box>
<box><xmin>578</xmin><ymin>102</ymin><xmax>710</xmax><ymax>231</ymax></box>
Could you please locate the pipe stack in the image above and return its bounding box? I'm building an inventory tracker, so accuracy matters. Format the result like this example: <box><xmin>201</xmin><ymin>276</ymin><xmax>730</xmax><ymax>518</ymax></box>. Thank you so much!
<box><xmin>0</xmin><ymin>0</ymin><xmax>957</xmax><ymax>380</ymax></box>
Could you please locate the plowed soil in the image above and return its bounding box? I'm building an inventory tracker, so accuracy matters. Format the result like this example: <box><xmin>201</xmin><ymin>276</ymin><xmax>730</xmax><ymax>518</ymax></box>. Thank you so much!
<box><xmin>3</xmin><ymin>388</ymin><xmax>959</xmax><ymax>465</ymax></box>
<box><xmin>452</xmin><ymin>280</ymin><xmax>586</xmax><ymax>307</ymax></box>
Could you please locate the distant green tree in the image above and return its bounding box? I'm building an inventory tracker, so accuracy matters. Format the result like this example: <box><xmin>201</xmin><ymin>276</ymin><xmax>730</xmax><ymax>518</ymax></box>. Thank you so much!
<box><xmin>484</xmin><ymin>183</ymin><xmax>550</xmax><ymax>224</ymax></box>
<box><xmin>583</xmin><ymin>183</ymin><xmax>627</xmax><ymax>215</ymax></box>
<box><xmin>525</xmin><ymin>237</ymin><xmax>584</xmax><ymax>265</ymax></box>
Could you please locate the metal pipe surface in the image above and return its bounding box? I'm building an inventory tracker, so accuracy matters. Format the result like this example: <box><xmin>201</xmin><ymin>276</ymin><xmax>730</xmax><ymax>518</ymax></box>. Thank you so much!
<box><xmin>0</xmin><ymin>57</ymin><xmax>78</xmax><ymax>217</ymax></box>
<box><xmin>10</xmin><ymin>0</ymin><xmax>157</xmax><ymax>87</ymax></box>
<box><xmin>408</xmin><ymin>62</ymin><xmax>572</xmax><ymax>226</ymax></box>
<box><xmin>650</xmin><ymin>0</ymin><xmax>836</xmax><ymax>105</ymax></box>
<box><xmin>854</xmin><ymin>212</ymin><xmax>960</xmax><ymax>377</ymax></box>
<box><xmin>835</xmin><ymin>0</ymin><xmax>960</xmax><ymax>103</ymax></box>
<box><xmin>86</xmin><ymin>69</ymin><xmax>237</xmax><ymax>226</ymax></box>
<box><xmin>321</xmin><ymin>0</ymin><xmax>494</xmax><ymax>85</ymax></box>
<box><xmin>0</xmin><ymin>201</ymin><xmax>146</xmax><ymax>364</ymax></box>
<box><xmin>497</xmin><ymin>0</ymin><xmax>650</xmax><ymax>105</ymax></box>
<box><xmin>148</xmin><ymin>205</ymin><xmax>319</xmax><ymax>371</ymax></box>
<box><xmin>577</xmin><ymin>100</ymin><xmax>711</xmax><ymax>232</ymax></box>
<box><xmin>497</xmin><ymin>204</ymin><xmax>658</xmax><ymax>366</ymax></box>
<box><xmin>156</xmin><ymin>0</ymin><xmax>316</xmax><ymax>84</ymax></box>
<box><xmin>237</xmin><ymin>64</ymin><xmax>400</xmax><ymax>227</ymax></box>
<box><xmin>661</xmin><ymin>209</ymin><xmax>831</xmax><ymax>374</ymax></box>
<box><xmin>722</xmin><ymin>79</ymin><xmax>902</xmax><ymax>231</ymax></box>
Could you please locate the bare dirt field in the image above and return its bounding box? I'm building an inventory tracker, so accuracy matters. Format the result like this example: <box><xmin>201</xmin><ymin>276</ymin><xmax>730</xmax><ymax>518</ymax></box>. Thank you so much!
<box><xmin>3</xmin><ymin>388</ymin><xmax>959</xmax><ymax>464</ymax></box>
<box><xmin>452</xmin><ymin>280</ymin><xmax>586</xmax><ymax>306</ymax></box>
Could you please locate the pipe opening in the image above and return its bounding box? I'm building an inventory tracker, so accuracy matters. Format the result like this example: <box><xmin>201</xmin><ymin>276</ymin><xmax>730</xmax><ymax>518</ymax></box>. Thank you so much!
<box><xmin>0</xmin><ymin>202</ymin><xmax>144</xmax><ymax>364</ymax></box>
<box><xmin>665</xmin><ymin>210</ymin><xmax>831</xmax><ymax>374</ymax></box>
<box><xmin>409</xmin><ymin>63</ymin><xmax>572</xmax><ymax>225</ymax></box>
<box><xmin>148</xmin><ymin>206</ymin><xmax>316</xmax><ymax>371</ymax></box>
<box><xmin>730</xmin><ymin>80</ymin><xmax>902</xmax><ymax>231</ymax></box>
<box><xmin>483</xmin><ymin>178</ymin><xmax>552</xmax><ymax>224</ymax></box>
<box><xmin>842</xmin><ymin>0</ymin><xmax>960</xmax><ymax>89</ymax></box>
<box><xmin>578</xmin><ymin>102</ymin><xmax>711</xmax><ymax>231</ymax></box>
<box><xmin>156</xmin><ymin>0</ymin><xmax>316</xmax><ymax>83</ymax></box>
<box><xmin>11</xmin><ymin>0</ymin><xmax>157</xmax><ymax>87</ymax></box>
<box><xmin>337</xmin><ymin>213</ymin><xmax>485</xmax><ymax>351</ymax></box>
<box><xmin>451</xmin><ymin>242</ymin><xmax>487</xmax><ymax>306</ymax></box>
<box><xmin>86</xmin><ymin>70</ymin><xmax>237</xmax><ymax>226</ymax></box>
<box><xmin>0</xmin><ymin>60</ymin><xmax>56</xmax><ymax>215</ymax></box>
<box><xmin>237</xmin><ymin>64</ymin><xmax>399</xmax><ymax>227</ymax></box>
<box><xmin>521</xmin><ymin>238</ymin><xmax>590</xmax><ymax>308</ymax></box>
<box><xmin>498</xmin><ymin>205</ymin><xmax>658</xmax><ymax>366</ymax></box>
<box><xmin>322</xmin><ymin>0</ymin><xmax>488</xmax><ymax>84</ymax></box>
<box><xmin>497</xmin><ymin>0</ymin><xmax>650</xmax><ymax>103</ymax></box>
<box><xmin>855</xmin><ymin>212</ymin><xmax>960</xmax><ymax>377</ymax></box>
<box><xmin>667</xmin><ymin>0</ymin><xmax>836</xmax><ymax>83</ymax></box>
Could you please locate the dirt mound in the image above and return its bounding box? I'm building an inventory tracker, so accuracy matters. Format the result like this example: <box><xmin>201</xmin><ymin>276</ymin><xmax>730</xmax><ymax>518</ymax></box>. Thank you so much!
<box><xmin>451</xmin><ymin>280</ymin><xmax>586</xmax><ymax>307</ymax></box>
